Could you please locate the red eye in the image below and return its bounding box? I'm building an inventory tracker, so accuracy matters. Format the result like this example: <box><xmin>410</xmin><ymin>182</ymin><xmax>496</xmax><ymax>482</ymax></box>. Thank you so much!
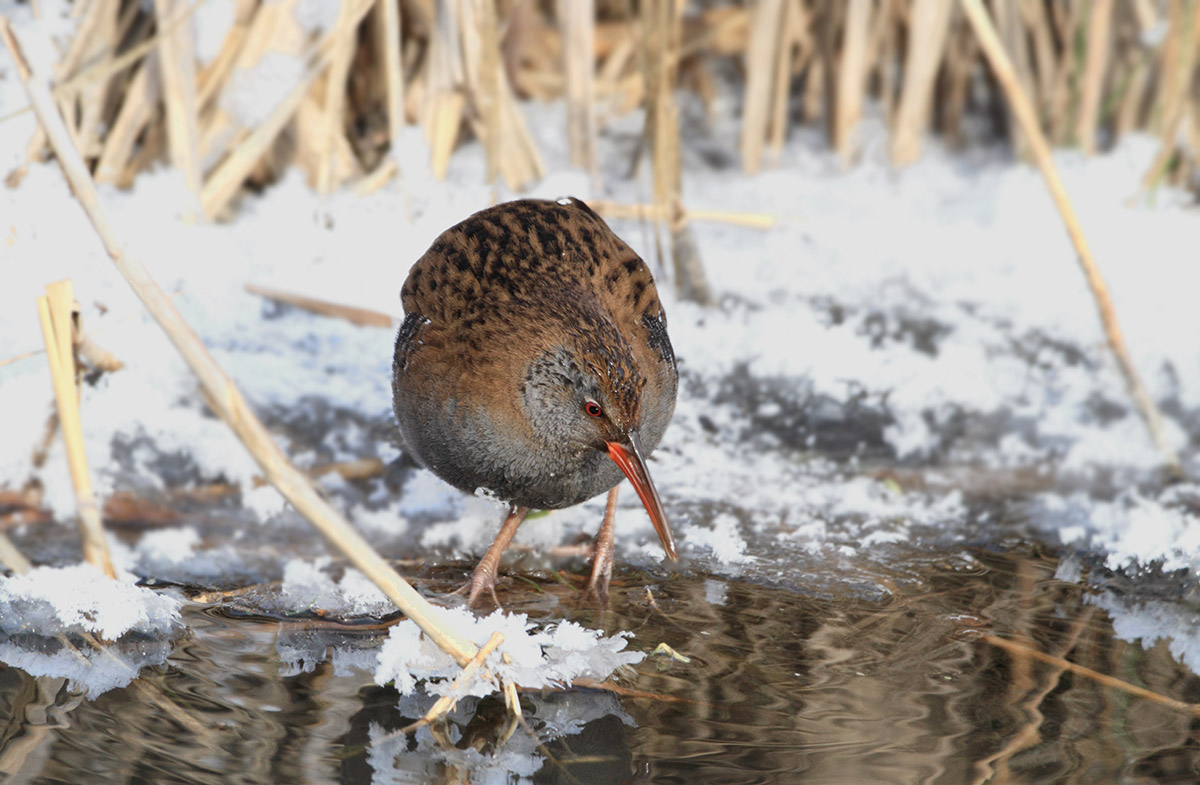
<box><xmin>584</xmin><ymin>401</ymin><xmax>603</xmax><ymax>418</ymax></box>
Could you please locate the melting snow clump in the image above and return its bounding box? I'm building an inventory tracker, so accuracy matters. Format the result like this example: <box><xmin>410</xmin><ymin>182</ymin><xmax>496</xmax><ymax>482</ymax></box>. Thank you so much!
<box><xmin>374</xmin><ymin>607</ymin><xmax>644</xmax><ymax>698</ymax></box>
<box><xmin>0</xmin><ymin>565</ymin><xmax>183</xmax><ymax>697</ymax></box>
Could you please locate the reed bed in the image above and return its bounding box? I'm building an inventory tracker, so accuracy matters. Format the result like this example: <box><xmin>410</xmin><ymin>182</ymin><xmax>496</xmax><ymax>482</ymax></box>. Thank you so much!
<box><xmin>6</xmin><ymin>0</ymin><xmax>1199</xmax><ymax>212</ymax></box>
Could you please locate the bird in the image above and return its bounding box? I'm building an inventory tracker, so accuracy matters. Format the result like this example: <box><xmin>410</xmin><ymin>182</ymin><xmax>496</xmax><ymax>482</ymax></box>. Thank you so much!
<box><xmin>392</xmin><ymin>197</ymin><xmax>679</xmax><ymax>606</ymax></box>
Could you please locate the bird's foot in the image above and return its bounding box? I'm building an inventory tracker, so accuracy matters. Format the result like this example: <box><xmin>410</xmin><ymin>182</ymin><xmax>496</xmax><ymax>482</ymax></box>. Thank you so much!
<box><xmin>454</xmin><ymin>563</ymin><xmax>503</xmax><ymax>610</ymax></box>
<box><xmin>453</xmin><ymin>505</ymin><xmax>529</xmax><ymax>611</ymax></box>
<box><xmin>582</xmin><ymin>486</ymin><xmax>619</xmax><ymax>609</ymax></box>
<box><xmin>581</xmin><ymin>561</ymin><xmax>612</xmax><ymax>609</ymax></box>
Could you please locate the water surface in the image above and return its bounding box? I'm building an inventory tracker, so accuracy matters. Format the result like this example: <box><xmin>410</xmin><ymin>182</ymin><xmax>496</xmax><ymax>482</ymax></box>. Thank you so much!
<box><xmin>3</xmin><ymin>547</ymin><xmax>1198</xmax><ymax>784</ymax></box>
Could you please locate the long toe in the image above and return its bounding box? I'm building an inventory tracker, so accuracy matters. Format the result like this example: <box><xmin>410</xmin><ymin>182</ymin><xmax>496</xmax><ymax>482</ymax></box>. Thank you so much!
<box><xmin>456</xmin><ymin>563</ymin><xmax>503</xmax><ymax>610</ymax></box>
<box><xmin>583</xmin><ymin>551</ymin><xmax>614</xmax><ymax>608</ymax></box>
<box><xmin>583</xmin><ymin>487</ymin><xmax>618</xmax><ymax>608</ymax></box>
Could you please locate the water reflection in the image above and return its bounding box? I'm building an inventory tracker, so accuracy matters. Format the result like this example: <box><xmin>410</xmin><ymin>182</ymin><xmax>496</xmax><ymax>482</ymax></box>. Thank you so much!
<box><xmin>1</xmin><ymin>550</ymin><xmax>1199</xmax><ymax>783</ymax></box>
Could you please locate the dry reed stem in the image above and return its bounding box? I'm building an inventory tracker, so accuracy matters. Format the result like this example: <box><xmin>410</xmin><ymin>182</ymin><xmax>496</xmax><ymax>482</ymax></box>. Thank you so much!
<box><xmin>202</xmin><ymin>0</ymin><xmax>375</xmax><ymax>218</ymax></box>
<box><xmin>940</xmin><ymin>16</ymin><xmax>974</xmax><ymax>145</ymax></box>
<box><xmin>423</xmin><ymin>0</ymin><xmax>463</xmax><ymax>174</ymax></box>
<box><xmin>73</xmin><ymin>2</ymin><xmax>123</xmax><ymax>158</ymax></box>
<box><xmin>1152</xmin><ymin>0</ymin><xmax>1185</xmax><ymax>133</ymax></box>
<box><xmin>993</xmin><ymin>0</ymin><xmax>1037</xmax><ymax>157</ymax></box>
<box><xmin>767</xmin><ymin>0</ymin><xmax>805</xmax><ymax>162</ymax></box>
<box><xmin>50</xmin><ymin>0</ymin><xmax>111</xmax><ymax>153</ymax></box>
<box><xmin>354</xmin><ymin>156</ymin><xmax>399</xmax><ymax>194</ymax></box>
<box><xmin>296</xmin><ymin>89</ymin><xmax>361</xmax><ymax>187</ymax></box>
<box><xmin>36</xmin><ymin>282</ymin><xmax>117</xmax><ymax>580</ymax></box>
<box><xmin>834</xmin><ymin>0</ymin><xmax>871</xmax><ymax>163</ymax></box>
<box><xmin>309</xmin><ymin>458</ymin><xmax>385</xmax><ymax>482</ymax></box>
<box><xmin>891</xmin><ymin>0</ymin><xmax>954</xmax><ymax>166</ymax></box>
<box><xmin>202</xmin><ymin>0</ymin><xmax>369</xmax><ymax>214</ymax></box>
<box><xmin>741</xmin><ymin>0</ymin><xmax>785</xmax><ymax>174</ymax></box>
<box><xmin>429</xmin><ymin>90</ymin><xmax>465</xmax><ymax>180</ymax></box>
<box><xmin>869</xmin><ymin>0</ymin><xmax>897</xmax><ymax>130</ymax></box>
<box><xmin>197</xmin><ymin>0</ymin><xmax>256</xmax><ymax>109</ymax></box>
<box><xmin>1049</xmin><ymin>1</ymin><xmax>1086</xmax><ymax>145</ymax></box>
<box><xmin>0</xmin><ymin>290</ymin><xmax>182</xmax><ymax>371</ymax></box>
<box><xmin>398</xmin><ymin>631</ymin><xmax>507</xmax><ymax>733</ymax></box>
<box><xmin>1115</xmin><ymin>50</ymin><xmax>1152</xmax><ymax>139</ymax></box>
<box><xmin>0</xmin><ymin>0</ymin><xmax>208</xmax><ymax>129</ymax></box>
<box><xmin>94</xmin><ymin>60</ymin><xmax>160</xmax><ymax>184</ymax></box>
<box><xmin>474</xmin><ymin>0</ymin><xmax>503</xmax><ymax>186</ymax></box>
<box><xmin>982</xmin><ymin>634</ymin><xmax>1200</xmax><ymax>719</ymax></box>
<box><xmin>2</xmin><ymin>18</ymin><xmax>481</xmax><ymax>668</ymax></box>
<box><xmin>0</xmin><ymin>533</ymin><xmax>32</xmax><ymax>574</ymax></box>
<box><xmin>1075</xmin><ymin>0</ymin><xmax>1113</xmax><ymax>154</ymax></box>
<box><xmin>78</xmin><ymin>335</ymin><xmax>124</xmax><ymax>373</ymax></box>
<box><xmin>374</xmin><ymin>0</ymin><xmax>405</xmax><ymax>146</ymax></box>
<box><xmin>1142</xmin><ymin>1</ymin><xmax>1200</xmax><ymax>190</ymax></box>
<box><xmin>1022</xmin><ymin>0</ymin><xmax>1057</xmax><ymax>111</ymax></box>
<box><xmin>591</xmin><ymin>200</ymin><xmax>778</xmax><ymax>229</ymax></box>
<box><xmin>560</xmin><ymin>0</ymin><xmax>597</xmax><ymax>173</ymax></box>
<box><xmin>498</xmin><ymin>78</ymin><xmax>545</xmax><ymax>187</ymax></box>
<box><xmin>243</xmin><ymin>283</ymin><xmax>396</xmax><ymax>328</ymax></box>
<box><xmin>154</xmin><ymin>0</ymin><xmax>203</xmax><ymax>201</ymax></box>
<box><xmin>317</xmin><ymin>1</ymin><xmax>359</xmax><ymax>194</ymax></box>
<box><xmin>962</xmin><ymin>0</ymin><xmax>1183</xmax><ymax>478</ymax></box>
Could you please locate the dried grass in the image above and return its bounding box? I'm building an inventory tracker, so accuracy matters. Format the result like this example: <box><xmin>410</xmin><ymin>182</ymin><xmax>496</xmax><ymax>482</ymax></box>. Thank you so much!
<box><xmin>2</xmin><ymin>1</ymin><xmax>1195</xmax><ymax>207</ymax></box>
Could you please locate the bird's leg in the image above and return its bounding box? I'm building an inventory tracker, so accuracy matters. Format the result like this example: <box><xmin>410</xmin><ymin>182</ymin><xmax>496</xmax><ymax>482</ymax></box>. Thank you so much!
<box><xmin>583</xmin><ymin>486</ymin><xmax>620</xmax><ymax>606</ymax></box>
<box><xmin>457</xmin><ymin>505</ymin><xmax>529</xmax><ymax>608</ymax></box>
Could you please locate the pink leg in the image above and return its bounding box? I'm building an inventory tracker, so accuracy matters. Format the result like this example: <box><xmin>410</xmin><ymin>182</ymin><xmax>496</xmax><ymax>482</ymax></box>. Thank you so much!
<box><xmin>584</xmin><ymin>487</ymin><xmax>620</xmax><ymax>605</ymax></box>
<box><xmin>458</xmin><ymin>505</ymin><xmax>529</xmax><ymax>608</ymax></box>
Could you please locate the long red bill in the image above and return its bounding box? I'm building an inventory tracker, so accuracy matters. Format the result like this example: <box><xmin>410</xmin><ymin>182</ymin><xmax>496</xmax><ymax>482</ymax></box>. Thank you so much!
<box><xmin>605</xmin><ymin>433</ymin><xmax>678</xmax><ymax>560</ymax></box>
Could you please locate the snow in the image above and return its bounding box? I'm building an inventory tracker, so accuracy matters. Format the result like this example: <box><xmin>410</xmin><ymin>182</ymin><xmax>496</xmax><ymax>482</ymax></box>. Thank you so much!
<box><xmin>1037</xmin><ymin>485</ymin><xmax>1200</xmax><ymax>574</ymax></box>
<box><xmin>0</xmin><ymin>564</ymin><xmax>183</xmax><ymax>697</ymax></box>
<box><xmin>374</xmin><ymin>608</ymin><xmax>643</xmax><ymax>699</ymax></box>
<box><xmin>3</xmin><ymin>0</ymin><xmax>1200</xmax><ymax>701</ymax></box>
<box><xmin>684</xmin><ymin>512</ymin><xmax>752</xmax><ymax>564</ymax></box>
<box><xmin>279</xmin><ymin>557</ymin><xmax>395</xmax><ymax>617</ymax></box>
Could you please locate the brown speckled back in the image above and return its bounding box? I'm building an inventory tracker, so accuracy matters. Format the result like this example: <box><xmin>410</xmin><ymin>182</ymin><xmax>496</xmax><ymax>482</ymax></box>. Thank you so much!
<box><xmin>392</xmin><ymin>197</ymin><xmax>677</xmax><ymax>511</ymax></box>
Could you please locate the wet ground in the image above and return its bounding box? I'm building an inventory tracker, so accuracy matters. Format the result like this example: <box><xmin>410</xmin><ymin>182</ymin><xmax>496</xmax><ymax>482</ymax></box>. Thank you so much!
<box><xmin>3</xmin><ymin>545</ymin><xmax>1199</xmax><ymax>784</ymax></box>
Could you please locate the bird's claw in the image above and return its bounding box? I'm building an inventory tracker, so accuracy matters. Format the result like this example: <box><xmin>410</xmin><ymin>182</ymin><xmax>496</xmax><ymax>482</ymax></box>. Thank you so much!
<box><xmin>582</xmin><ymin>551</ymin><xmax>613</xmax><ymax>609</ymax></box>
<box><xmin>454</xmin><ymin>567</ymin><xmax>503</xmax><ymax>610</ymax></box>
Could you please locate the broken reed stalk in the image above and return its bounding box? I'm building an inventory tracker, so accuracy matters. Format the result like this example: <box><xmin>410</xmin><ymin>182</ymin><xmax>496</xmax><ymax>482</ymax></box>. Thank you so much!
<box><xmin>398</xmin><ymin>630</ymin><xmax>507</xmax><ymax>734</ymax></box>
<box><xmin>354</xmin><ymin>157</ymin><xmax>398</xmax><ymax>195</ymax></box>
<box><xmin>201</xmin><ymin>0</ymin><xmax>375</xmax><ymax>218</ymax></box>
<box><xmin>982</xmin><ymin>634</ymin><xmax>1200</xmax><ymax>719</ymax></box>
<box><xmin>0</xmin><ymin>533</ymin><xmax>32</xmax><ymax>574</ymax></box>
<box><xmin>35</xmin><ymin>281</ymin><xmax>117</xmax><ymax>579</ymax></box>
<box><xmin>243</xmin><ymin>283</ymin><xmax>396</xmax><ymax>328</ymax></box>
<box><xmin>961</xmin><ymin>0</ymin><xmax>1183</xmax><ymax>478</ymax></box>
<box><xmin>1</xmin><ymin>18</ymin><xmax>480</xmax><ymax>668</ymax></box>
<box><xmin>590</xmin><ymin>200</ymin><xmax>778</xmax><ymax>229</ymax></box>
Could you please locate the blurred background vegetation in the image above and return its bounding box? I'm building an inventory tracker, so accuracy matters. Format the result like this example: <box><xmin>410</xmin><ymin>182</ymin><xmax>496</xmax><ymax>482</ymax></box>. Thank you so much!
<box><xmin>6</xmin><ymin>0</ymin><xmax>1200</xmax><ymax>220</ymax></box>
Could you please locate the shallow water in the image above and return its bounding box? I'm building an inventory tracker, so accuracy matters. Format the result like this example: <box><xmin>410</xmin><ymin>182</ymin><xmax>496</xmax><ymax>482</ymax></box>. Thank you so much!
<box><xmin>2</xmin><ymin>547</ymin><xmax>1198</xmax><ymax>784</ymax></box>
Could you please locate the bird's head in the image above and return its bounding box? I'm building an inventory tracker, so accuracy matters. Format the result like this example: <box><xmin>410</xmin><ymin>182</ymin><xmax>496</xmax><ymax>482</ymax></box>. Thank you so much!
<box><xmin>520</xmin><ymin>337</ymin><xmax>678</xmax><ymax>561</ymax></box>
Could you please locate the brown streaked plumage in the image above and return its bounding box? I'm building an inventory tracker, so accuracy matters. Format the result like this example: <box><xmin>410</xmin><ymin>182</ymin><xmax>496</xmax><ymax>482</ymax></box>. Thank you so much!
<box><xmin>392</xmin><ymin>197</ymin><xmax>678</xmax><ymax>606</ymax></box>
